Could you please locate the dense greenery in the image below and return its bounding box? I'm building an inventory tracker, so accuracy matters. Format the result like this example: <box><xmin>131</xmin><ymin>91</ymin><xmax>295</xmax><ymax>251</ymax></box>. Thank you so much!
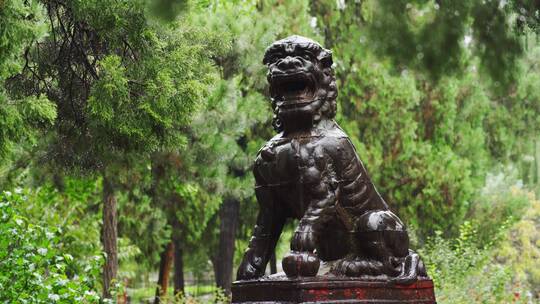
<box><xmin>0</xmin><ymin>0</ymin><xmax>56</xmax><ymax>159</ymax></box>
<box><xmin>1</xmin><ymin>0</ymin><xmax>539</xmax><ymax>303</ymax></box>
<box><xmin>0</xmin><ymin>190</ymin><xmax>100</xmax><ymax>303</ymax></box>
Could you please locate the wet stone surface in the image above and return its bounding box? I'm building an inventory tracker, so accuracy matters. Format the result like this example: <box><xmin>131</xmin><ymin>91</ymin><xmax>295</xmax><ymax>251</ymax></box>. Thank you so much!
<box><xmin>234</xmin><ymin>35</ymin><xmax>436</xmax><ymax>303</ymax></box>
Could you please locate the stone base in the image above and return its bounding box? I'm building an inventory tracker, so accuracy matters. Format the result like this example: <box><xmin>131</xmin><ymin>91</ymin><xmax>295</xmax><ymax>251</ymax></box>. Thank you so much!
<box><xmin>232</xmin><ymin>275</ymin><xmax>436</xmax><ymax>304</ymax></box>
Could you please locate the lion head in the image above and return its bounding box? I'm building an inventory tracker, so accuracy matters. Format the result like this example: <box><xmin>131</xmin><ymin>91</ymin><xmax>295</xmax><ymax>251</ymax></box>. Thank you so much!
<box><xmin>263</xmin><ymin>35</ymin><xmax>337</xmax><ymax>133</ymax></box>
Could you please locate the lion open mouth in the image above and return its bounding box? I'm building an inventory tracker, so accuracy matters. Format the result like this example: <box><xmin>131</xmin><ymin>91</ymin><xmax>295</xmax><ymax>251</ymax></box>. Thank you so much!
<box><xmin>270</xmin><ymin>72</ymin><xmax>316</xmax><ymax>107</ymax></box>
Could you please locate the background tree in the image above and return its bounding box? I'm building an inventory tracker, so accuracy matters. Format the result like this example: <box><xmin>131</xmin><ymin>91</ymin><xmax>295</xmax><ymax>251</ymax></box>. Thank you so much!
<box><xmin>0</xmin><ymin>0</ymin><xmax>56</xmax><ymax>162</ymax></box>
<box><xmin>193</xmin><ymin>0</ymin><xmax>323</xmax><ymax>293</ymax></box>
<box><xmin>309</xmin><ymin>0</ymin><xmax>540</xmax><ymax>238</ymax></box>
<box><xmin>6</xmin><ymin>0</ymin><xmax>223</xmax><ymax>297</ymax></box>
<box><xmin>1</xmin><ymin>0</ymin><xmax>539</xmax><ymax>302</ymax></box>
<box><xmin>193</xmin><ymin>0</ymin><xmax>540</xmax><ymax>291</ymax></box>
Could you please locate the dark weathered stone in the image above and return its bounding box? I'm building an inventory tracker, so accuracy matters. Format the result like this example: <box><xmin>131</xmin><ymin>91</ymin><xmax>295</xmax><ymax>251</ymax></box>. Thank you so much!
<box><xmin>234</xmin><ymin>35</ymin><xmax>435</xmax><ymax>303</ymax></box>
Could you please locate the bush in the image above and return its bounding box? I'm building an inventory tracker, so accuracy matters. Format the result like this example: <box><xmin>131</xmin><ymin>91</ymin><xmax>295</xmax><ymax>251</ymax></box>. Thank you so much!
<box><xmin>496</xmin><ymin>191</ymin><xmax>540</xmax><ymax>299</ymax></box>
<box><xmin>419</xmin><ymin>223</ymin><xmax>525</xmax><ymax>303</ymax></box>
<box><xmin>419</xmin><ymin>175</ymin><xmax>539</xmax><ymax>303</ymax></box>
<box><xmin>151</xmin><ymin>288</ymin><xmax>230</xmax><ymax>304</ymax></box>
<box><xmin>0</xmin><ymin>190</ymin><xmax>101</xmax><ymax>303</ymax></box>
<box><xmin>469</xmin><ymin>169</ymin><xmax>532</xmax><ymax>247</ymax></box>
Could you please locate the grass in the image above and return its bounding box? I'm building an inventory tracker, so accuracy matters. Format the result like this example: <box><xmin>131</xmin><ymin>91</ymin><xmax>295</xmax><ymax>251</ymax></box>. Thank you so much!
<box><xmin>129</xmin><ymin>284</ymin><xmax>218</xmax><ymax>303</ymax></box>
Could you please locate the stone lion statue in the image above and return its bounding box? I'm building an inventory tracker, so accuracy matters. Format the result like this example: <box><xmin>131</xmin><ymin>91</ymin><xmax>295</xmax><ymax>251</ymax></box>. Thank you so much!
<box><xmin>236</xmin><ymin>35</ymin><xmax>428</xmax><ymax>284</ymax></box>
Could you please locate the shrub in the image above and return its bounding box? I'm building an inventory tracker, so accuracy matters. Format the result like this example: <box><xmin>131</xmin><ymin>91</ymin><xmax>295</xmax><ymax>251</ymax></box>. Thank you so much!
<box><xmin>496</xmin><ymin>191</ymin><xmax>540</xmax><ymax>299</ymax></box>
<box><xmin>419</xmin><ymin>223</ymin><xmax>527</xmax><ymax>303</ymax></box>
<box><xmin>419</xmin><ymin>176</ymin><xmax>538</xmax><ymax>303</ymax></box>
<box><xmin>152</xmin><ymin>288</ymin><xmax>230</xmax><ymax>304</ymax></box>
<box><xmin>469</xmin><ymin>169</ymin><xmax>532</xmax><ymax>247</ymax></box>
<box><xmin>0</xmin><ymin>190</ymin><xmax>100</xmax><ymax>303</ymax></box>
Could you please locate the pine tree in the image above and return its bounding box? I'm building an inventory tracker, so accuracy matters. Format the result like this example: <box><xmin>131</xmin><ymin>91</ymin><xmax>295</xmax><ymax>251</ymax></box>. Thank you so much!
<box><xmin>0</xmin><ymin>0</ymin><xmax>56</xmax><ymax>161</ymax></box>
<box><xmin>6</xmin><ymin>0</ymin><xmax>223</xmax><ymax>297</ymax></box>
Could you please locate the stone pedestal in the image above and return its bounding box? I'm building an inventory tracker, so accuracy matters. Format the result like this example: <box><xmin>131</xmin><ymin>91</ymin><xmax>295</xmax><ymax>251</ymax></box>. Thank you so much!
<box><xmin>232</xmin><ymin>275</ymin><xmax>436</xmax><ymax>304</ymax></box>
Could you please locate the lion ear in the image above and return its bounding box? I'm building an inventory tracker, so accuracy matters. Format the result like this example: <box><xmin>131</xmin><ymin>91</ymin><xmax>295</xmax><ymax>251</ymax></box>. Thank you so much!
<box><xmin>318</xmin><ymin>49</ymin><xmax>333</xmax><ymax>68</ymax></box>
<box><xmin>262</xmin><ymin>53</ymin><xmax>272</xmax><ymax>65</ymax></box>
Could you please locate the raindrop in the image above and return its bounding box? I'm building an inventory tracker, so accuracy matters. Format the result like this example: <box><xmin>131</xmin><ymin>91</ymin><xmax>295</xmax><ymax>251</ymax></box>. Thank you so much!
<box><xmin>434</xmin><ymin>3</ymin><xmax>440</xmax><ymax>10</ymax></box>
<box><xmin>417</xmin><ymin>52</ymin><xmax>424</xmax><ymax>60</ymax></box>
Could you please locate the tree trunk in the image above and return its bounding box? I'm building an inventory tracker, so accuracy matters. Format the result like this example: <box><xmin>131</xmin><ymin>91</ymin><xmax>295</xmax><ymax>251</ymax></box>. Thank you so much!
<box><xmin>172</xmin><ymin>232</ymin><xmax>185</xmax><ymax>296</ymax></box>
<box><xmin>102</xmin><ymin>173</ymin><xmax>118</xmax><ymax>299</ymax></box>
<box><xmin>270</xmin><ymin>251</ymin><xmax>277</xmax><ymax>274</ymax></box>
<box><xmin>215</xmin><ymin>198</ymin><xmax>240</xmax><ymax>294</ymax></box>
<box><xmin>154</xmin><ymin>242</ymin><xmax>174</xmax><ymax>304</ymax></box>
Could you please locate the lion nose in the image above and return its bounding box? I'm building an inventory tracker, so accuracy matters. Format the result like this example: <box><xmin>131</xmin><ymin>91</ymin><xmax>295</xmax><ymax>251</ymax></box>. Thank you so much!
<box><xmin>277</xmin><ymin>56</ymin><xmax>302</xmax><ymax>70</ymax></box>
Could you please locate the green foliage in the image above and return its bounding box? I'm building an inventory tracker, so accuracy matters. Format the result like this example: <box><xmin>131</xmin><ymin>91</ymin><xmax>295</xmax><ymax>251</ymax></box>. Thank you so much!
<box><xmin>419</xmin><ymin>172</ymin><xmax>539</xmax><ymax>303</ymax></box>
<box><xmin>420</xmin><ymin>228</ymin><xmax>525</xmax><ymax>304</ymax></box>
<box><xmin>469</xmin><ymin>168</ymin><xmax>532</xmax><ymax>246</ymax></box>
<box><xmin>346</xmin><ymin>0</ymin><xmax>539</xmax><ymax>86</ymax></box>
<box><xmin>1</xmin><ymin>0</ymin><xmax>540</xmax><ymax>302</ymax></box>
<box><xmin>16</xmin><ymin>179</ymin><xmax>103</xmax><ymax>265</ymax></box>
<box><xmin>88</xmin><ymin>25</ymin><xmax>222</xmax><ymax>155</ymax></box>
<box><xmin>484</xmin><ymin>44</ymin><xmax>540</xmax><ymax>160</ymax></box>
<box><xmin>116</xmin><ymin>175</ymin><xmax>171</xmax><ymax>270</ymax></box>
<box><xmin>0</xmin><ymin>0</ymin><xmax>56</xmax><ymax>160</ymax></box>
<box><xmin>496</xmin><ymin>190</ymin><xmax>540</xmax><ymax>298</ymax></box>
<box><xmin>0</xmin><ymin>0</ymin><xmax>47</xmax><ymax>79</ymax></box>
<box><xmin>0</xmin><ymin>190</ymin><xmax>100</xmax><ymax>303</ymax></box>
<box><xmin>5</xmin><ymin>0</ymin><xmax>224</xmax><ymax>171</ymax></box>
<box><xmin>0</xmin><ymin>94</ymin><xmax>56</xmax><ymax>159</ymax></box>
<box><xmin>147</xmin><ymin>0</ymin><xmax>188</xmax><ymax>22</ymax></box>
<box><xmin>152</xmin><ymin>288</ymin><xmax>230</xmax><ymax>304</ymax></box>
<box><xmin>3</xmin><ymin>0</ymin><xmax>226</xmax><ymax>297</ymax></box>
<box><xmin>330</xmin><ymin>41</ymin><xmax>486</xmax><ymax>237</ymax></box>
<box><xmin>309</xmin><ymin>0</ymin><xmax>540</xmax><ymax>239</ymax></box>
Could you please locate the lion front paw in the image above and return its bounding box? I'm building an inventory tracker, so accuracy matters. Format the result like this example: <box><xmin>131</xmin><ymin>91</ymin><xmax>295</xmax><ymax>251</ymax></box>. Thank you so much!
<box><xmin>236</xmin><ymin>250</ymin><xmax>265</xmax><ymax>280</ymax></box>
<box><xmin>237</xmin><ymin>260</ymin><xmax>261</xmax><ymax>280</ymax></box>
<box><xmin>391</xmin><ymin>273</ymin><xmax>418</xmax><ymax>285</ymax></box>
<box><xmin>282</xmin><ymin>251</ymin><xmax>320</xmax><ymax>277</ymax></box>
<box><xmin>291</xmin><ymin>228</ymin><xmax>317</xmax><ymax>252</ymax></box>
